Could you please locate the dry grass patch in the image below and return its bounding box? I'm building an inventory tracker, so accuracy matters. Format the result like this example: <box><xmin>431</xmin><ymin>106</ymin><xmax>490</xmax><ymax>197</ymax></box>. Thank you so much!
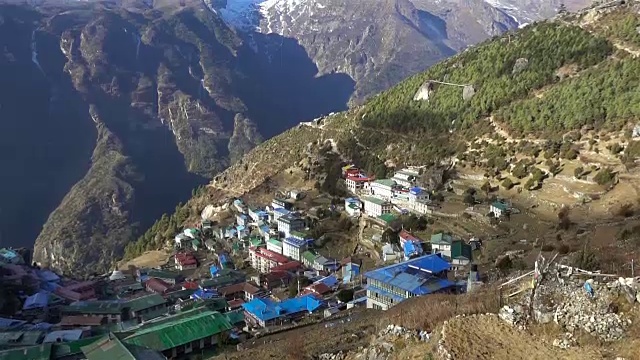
<box><xmin>443</xmin><ymin>314</ymin><xmax>605</xmax><ymax>360</ymax></box>
<box><xmin>380</xmin><ymin>288</ymin><xmax>502</xmax><ymax>331</ymax></box>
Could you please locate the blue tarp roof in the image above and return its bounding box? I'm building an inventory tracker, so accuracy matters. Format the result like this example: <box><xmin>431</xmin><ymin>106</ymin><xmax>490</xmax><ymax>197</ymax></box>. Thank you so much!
<box><xmin>37</xmin><ymin>270</ymin><xmax>60</xmax><ymax>282</ymax></box>
<box><xmin>23</xmin><ymin>291</ymin><xmax>49</xmax><ymax>310</ymax></box>
<box><xmin>403</xmin><ymin>242</ymin><xmax>423</xmax><ymax>258</ymax></box>
<box><xmin>191</xmin><ymin>289</ymin><xmax>218</xmax><ymax>300</ymax></box>
<box><xmin>260</xmin><ymin>225</ymin><xmax>270</xmax><ymax>232</ymax></box>
<box><xmin>364</xmin><ymin>254</ymin><xmax>451</xmax><ymax>294</ymax></box>
<box><xmin>236</xmin><ymin>225</ymin><xmax>246</xmax><ymax>232</ymax></box>
<box><xmin>316</xmin><ymin>275</ymin><xmax>339</xmax><ymax>288</ymax></box>
<box><xmin>409</xmin><ymin>187</ymin><xmax>423</xmax><ymax>195</ymax></box>
<box><xmin>274</xmin><ymin>208</ymin><xmax>290</xmax><ymax>215</ymax></box>
<box><xmin>210</xmin><ymin>266</ymin><xmax>219</xmax><ymax>277</ymax></box>
<box><xmin>242</xmin><ymin>295</ymin><xmax>323</xmax><ymax>322</ymax></box>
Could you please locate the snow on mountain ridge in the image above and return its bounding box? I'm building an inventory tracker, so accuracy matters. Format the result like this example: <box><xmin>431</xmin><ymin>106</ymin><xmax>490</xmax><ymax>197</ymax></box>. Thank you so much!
<box><xmin>219</xmin><ymin>0</ymin><xmax>320</xmax><ymax>34</ymax></box>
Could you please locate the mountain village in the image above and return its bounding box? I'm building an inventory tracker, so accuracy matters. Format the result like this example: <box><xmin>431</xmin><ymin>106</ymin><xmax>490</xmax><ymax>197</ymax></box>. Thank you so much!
<box><xmin>0</xmin><ymin>163</ymin><xmax>492</xmax><ymax>360</ymax></box>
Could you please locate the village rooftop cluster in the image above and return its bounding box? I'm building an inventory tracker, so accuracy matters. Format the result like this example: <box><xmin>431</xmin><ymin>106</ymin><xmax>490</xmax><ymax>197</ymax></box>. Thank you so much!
<box><xmin>0</xmin><ymin>166</ymin><xmax>490</xmax><ymax>359</ymax></box>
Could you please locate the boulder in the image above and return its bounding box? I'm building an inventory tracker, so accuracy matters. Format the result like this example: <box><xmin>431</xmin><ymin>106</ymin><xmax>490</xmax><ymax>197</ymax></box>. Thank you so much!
<box><xmin>201</xmin><ymin>205</ymin><xmax>216</xmax><ymax>220</ymax></box>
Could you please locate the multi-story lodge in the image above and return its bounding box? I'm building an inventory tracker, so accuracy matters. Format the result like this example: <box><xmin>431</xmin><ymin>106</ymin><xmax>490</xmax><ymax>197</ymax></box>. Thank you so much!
<box><xmin>364</xmin><ymin>254</ymin><xmax>455</xmax><ymax>310</ymax></box>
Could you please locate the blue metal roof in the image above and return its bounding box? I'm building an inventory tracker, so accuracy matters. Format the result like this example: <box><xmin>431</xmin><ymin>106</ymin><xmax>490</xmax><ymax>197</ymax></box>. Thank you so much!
<box><xmin>37</xmin><ymin>270</ymin><xmax>60</xmax><ymax>282</ymax></box>
<box><xmin>242</xmin><ymin>295</ymin><xmax>323</xmax><ymax>322</ymax></box>
<box><xmin>316</xmin><ymin>275</ymin><xmax>338</xmax><ymax>288</ymax></box>
<box><xmin>364</xmin><ymin>254</ymin><xmax>451</xmax><ymax>294</ymax></box>
<box><xmin>284</xmin><ymin>237</ymin><xmax>306</xmax><ymax>247</ymax></box>
<box><xmin>412</xmin><ymin>278</ymin><xmax>456</xmax><ymax>295</ymax></box>
<box><xmin>23</xmin><ymin>291</ymin><xmax>49</xmax><ymax>310</ymax></box>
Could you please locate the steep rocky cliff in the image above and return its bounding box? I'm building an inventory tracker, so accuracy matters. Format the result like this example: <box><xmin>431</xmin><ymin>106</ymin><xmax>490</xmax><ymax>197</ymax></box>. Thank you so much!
<box><xmin>0</xmin><ymin>1</ymin><xmax>347</xmax><ymax>275</ymax></box>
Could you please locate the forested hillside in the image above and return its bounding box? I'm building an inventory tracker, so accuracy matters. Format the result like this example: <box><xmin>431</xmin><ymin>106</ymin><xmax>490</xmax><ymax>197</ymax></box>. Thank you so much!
<box><xmin>363</xmin><ymin>23</ymin><xmax>612</xmax><ymax>134</ymax></box>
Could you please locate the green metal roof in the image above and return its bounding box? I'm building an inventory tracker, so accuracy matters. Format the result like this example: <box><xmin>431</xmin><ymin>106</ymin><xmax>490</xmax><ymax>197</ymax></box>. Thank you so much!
<box><xmin>63</xmin><ymin>294</ymin><xmax>165</xmax><ymax>316</ymax></box>
<box><xmin>491</xmin><ymin>201</ymin><xmax>508</xmax><ymax>211</ymax></box>
<box><xmin>302</xmin><ymin>250</ymin><xmax>318</xmax><ymax>264</ymax></box>
<box><xmin>451</xmin><ymin>240</ymin><xmax>473</xmax><ymax>260</ymax></box>
<box><xmin>81</xmin><ymin>333</ymin><xmax>165</xmax><ymax>360</ymax></box>
<box><xmin>0</xmin><ymin>344</ymin><xmax>51</xmax><ymax>360</ymax></box>
<box><xmin>377</xmin><ymin>213</ymin><xmax>397</xmax><ymax>224</ymax></box>
<box><xmin>249</xmin><ymin>237</ymin><xmax>264</xmax><ymax>247</ymax></box>
<box><xmin>81</xmin><ymin>334</ymin><xmax>134</xmax><ymax>360</ymax></box>
<box><xmin>146</xmin><ymin>269</ymin><xmax>182</xmax><ymax>281</ymax></box>
<box><xmin>362</xmin><ymin>196</ymin><xmax>390</xmax><ymax>206</ymax></box>
<box><xmin>124</xmin><ymin>310</ymin><xmax>232</xmax><ymax>351</ymax></box>
<box><xmin>290</xmin><ymin>230</ymin><xmax>308</xmax><ymax>239</ymax></box>
<box><xmin>199</xmin><ymin>270</ymin><xmax>246</xmax><ymax>289</ymax></box>
<box><xmin>374</xmin><ymin>179</ymin><xmax>396</xmax><ymax>187</ymax></box>
<box><xmin>223</xmin><ymin>310</ymin><xmax>244</xmax><ymax>325</ymax></box>
<box><xmin>430</xmin><ymin>233</ymin><xmax>453</xmax><ymax>245</ymax></box>
<box><xmin>51</xmin><ymin>335</ymin><xmax>104</xmax><ymax>359</ymax></box>
<box><xmin>0</xmin><ymin>331</ymin><xmax>44</xmax><ymax>347</ymax></box>
<box><xmin>127</xmin><ymin>294</ymin><xmax>166</xmax><ymax>312</ymax></box>
<box><xmin>267</xmin><ymin>238</ymin><xmax>282</xmax><ymax>247</ymax></box>
<box><xmin>164</xmin><ymin>289</ymin><xmax>196</xmax><ymax>302</ymax></box>
<box><xmin>63</xmin><ymin>300</ymin><xmax>123</xmax><ymax>315</ymax></box>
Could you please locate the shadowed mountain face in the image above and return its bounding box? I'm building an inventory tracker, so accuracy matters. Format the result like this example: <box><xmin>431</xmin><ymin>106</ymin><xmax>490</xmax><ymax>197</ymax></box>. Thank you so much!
<box><xmin>0</xmin><ymin>2</ymin><xmax>353</xmax><ymax>275</ymax></box>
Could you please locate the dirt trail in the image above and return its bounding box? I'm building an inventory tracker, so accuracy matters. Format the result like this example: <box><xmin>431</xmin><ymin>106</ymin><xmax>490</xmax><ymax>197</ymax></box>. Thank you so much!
<box><xmin>440</xmin><ymin>314</ymin><xmax>605</xmax><ymax>360</ymax></box>
<box><xmin>613</xmin><ymin>41</ymin><xmax>640</xmax><ymax>57</ymax></box>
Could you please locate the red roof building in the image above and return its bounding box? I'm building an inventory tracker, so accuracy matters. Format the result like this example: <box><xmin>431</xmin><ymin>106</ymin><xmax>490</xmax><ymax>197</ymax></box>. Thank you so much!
<box><xmin>249</xmin><ymin>247</ymin><xmax>290</xmax><ymax>273</ymax></box>
<box><xmin>145</xmin><ymin>278</ymin><xmax>172</xmax><ymax>294</ymax></box>
<box><xmin>303</xmin><ymin>282</ymin><xmax>332</xmax><ymax>296</ymax></box>
<box><xmin>181</xmin><ymin>281</ymin><xmax>199</xmax><ymax>290</ymax></box>
<box><xmin>228</xmin><ymin>298</ymin><xmax>245</xmax><ymax>310</ymax></box>
<box><xmin>261</xmin><ymin>271</ymin><xmax>291</xmax><ymax>289</ymax></box>
<box><xmin>218</xmin><ymin>282</ymin><xmax>265</xmax><ymax>302</ymax></box>
<box><xmin>399</xmin><ymin>230</ymin><xmax>422</xmax><ymax>246</ymax></box>
<box><xmin>270</xmin><ymin>261</ymin><xmax>302</xmax><ymax>273</ymax></box>
<box><xmin>345</xmin><ymin>173</ymin><xmax>375</xmax><ymax>193</ymax></box>
<box><xmin>175</xmin><ymin>252</ymin><xmax>198</xmax><ymax>270</ymax></box>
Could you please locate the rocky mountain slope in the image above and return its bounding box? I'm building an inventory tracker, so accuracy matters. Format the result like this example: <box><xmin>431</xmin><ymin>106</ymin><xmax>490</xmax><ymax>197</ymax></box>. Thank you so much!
<box><xmin>129</xmin><ymin>0</ymin><xmax>640</xmax><ymax>259</ymax></box>
<box><xmin>214</xmin><ymin>0</ymin><xmax>592</xmax><ymax>102</ymax></box>
<box><xmin>0</xmin><ymin>0</ymin><xmax>580</xmax><ymax>276</ymax></box>
<box><xmin>0</xmin><ymin>0</ymin><xmax>354</xmax><ymax>275</ymax></box>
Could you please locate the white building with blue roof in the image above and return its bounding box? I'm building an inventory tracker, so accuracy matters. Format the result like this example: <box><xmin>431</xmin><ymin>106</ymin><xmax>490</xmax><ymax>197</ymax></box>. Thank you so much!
<box><xmin>364</xmin><ymin>254</ymin><xmax>455</xmax><ymax>310</ymax></box>
<box><xmin>283</xmin><ymin>237</ymin><xmax>308</xmax><ymax>261</ymax></box>
<box><xmin>236</xmin><ymin>214</ymin><xmax>248</xmax><ymax>227</ymax></box>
